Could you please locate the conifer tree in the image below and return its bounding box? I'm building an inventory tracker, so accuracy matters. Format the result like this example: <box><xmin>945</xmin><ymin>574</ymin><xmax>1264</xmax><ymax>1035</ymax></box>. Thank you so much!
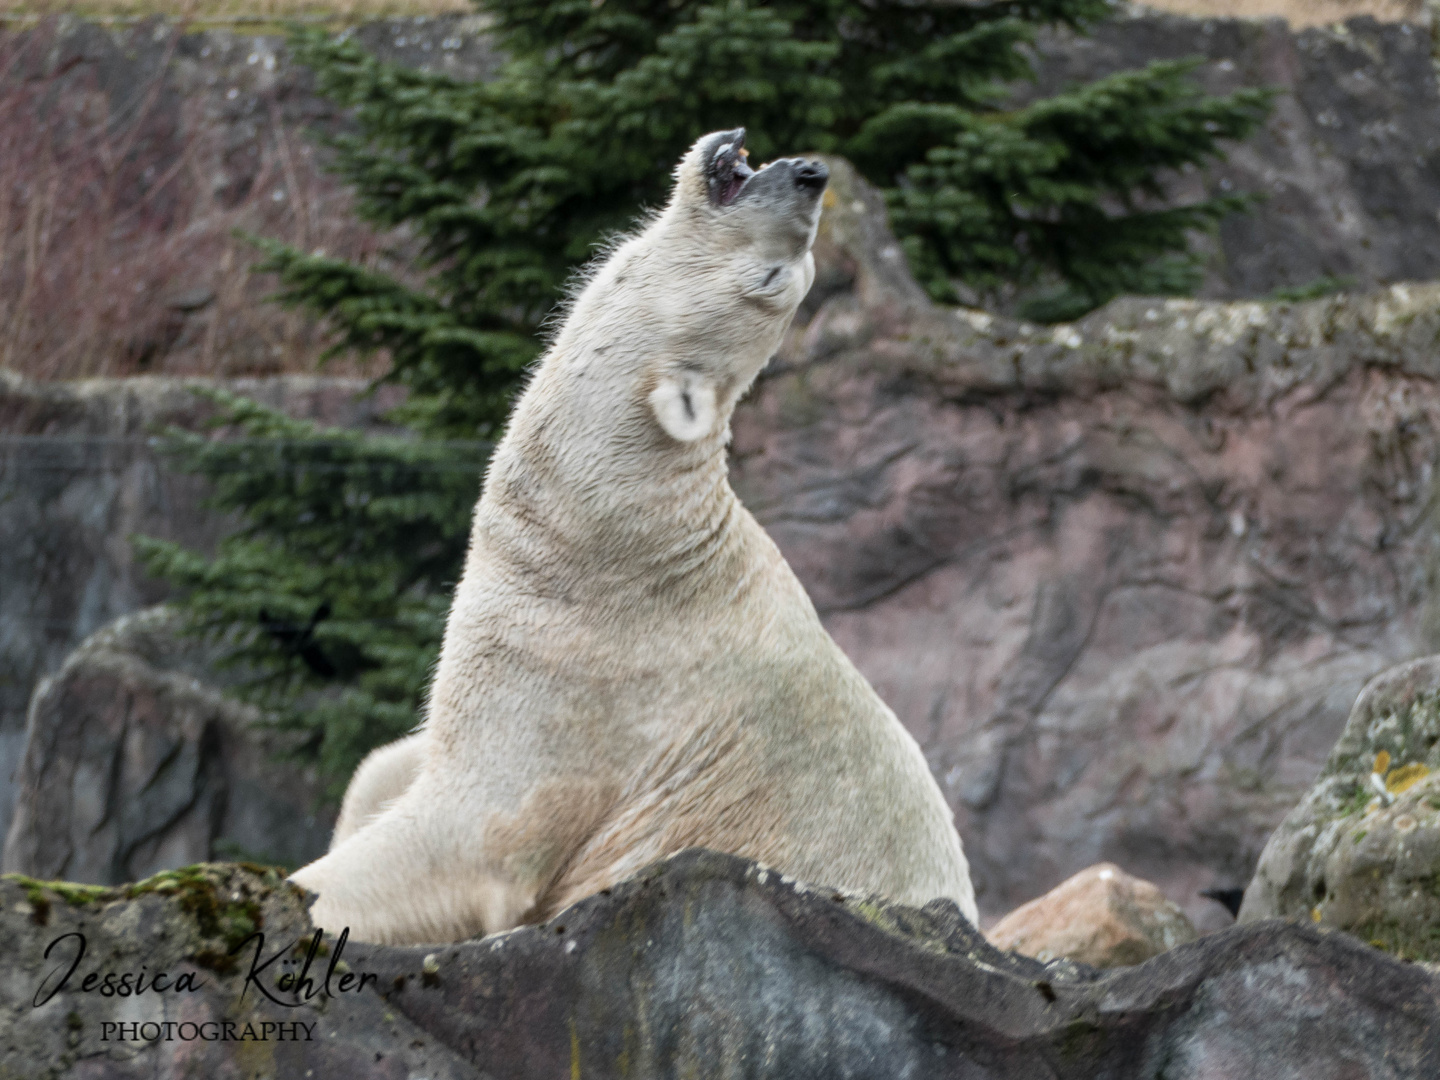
<box><xmin>140</xmin><ymin>0</ymin><xmax>1272</xmax><ymax>794</ymax></box>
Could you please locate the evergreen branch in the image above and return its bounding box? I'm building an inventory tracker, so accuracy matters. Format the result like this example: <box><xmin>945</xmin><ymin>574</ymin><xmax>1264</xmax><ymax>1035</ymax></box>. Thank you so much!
<box><xmin>869</xmin><ymin>20</ymin><xmax>1035</xmax><ymax>107</ymax></box>
<box><xmin>1015</xmin><ymin>60</ymin><xmax>1276</xmax><ymax>196</ymax></box>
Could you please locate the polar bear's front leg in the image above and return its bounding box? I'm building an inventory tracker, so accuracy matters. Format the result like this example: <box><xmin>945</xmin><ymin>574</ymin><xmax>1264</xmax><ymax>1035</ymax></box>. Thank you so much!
<box><xmin>330</xmin><ymin>732</ymin><xmax>427</xmax><ymax>849</ymax></box>
<box><xmin>291</xmin><ymin>792</ymin><xmax>538</xmax><ymax>945</ymax></box>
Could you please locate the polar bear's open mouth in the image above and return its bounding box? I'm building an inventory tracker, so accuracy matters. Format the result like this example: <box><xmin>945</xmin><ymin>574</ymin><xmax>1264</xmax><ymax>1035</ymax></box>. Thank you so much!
<box><xmin>708</xmin><ymin>131</ymin><xmax>756</xmax><ymax>207</ymax></box>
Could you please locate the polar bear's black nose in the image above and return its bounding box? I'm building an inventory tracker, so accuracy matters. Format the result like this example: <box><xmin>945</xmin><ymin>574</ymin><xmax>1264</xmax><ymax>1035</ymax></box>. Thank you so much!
<box><xmin>794</xmin><ymin>160</ymin><xmax>828</xmax><ymax>192</ymax></box>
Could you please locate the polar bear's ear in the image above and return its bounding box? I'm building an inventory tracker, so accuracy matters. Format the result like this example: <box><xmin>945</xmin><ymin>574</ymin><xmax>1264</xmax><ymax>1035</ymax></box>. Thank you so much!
<box><xmin>649</xmin><ymin>371</ymin><xmax>717</xmax><ymax>442</ymax></box>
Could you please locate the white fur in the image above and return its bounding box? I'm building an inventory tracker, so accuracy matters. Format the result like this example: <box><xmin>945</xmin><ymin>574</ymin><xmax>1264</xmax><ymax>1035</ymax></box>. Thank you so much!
<box><xmin>329</xmin><ymin>733</ymin><xmax>426</xmax><ymax>849</ymax></box>
<box><xmin>291</xmin><ymin>133</ymin><xmax>977</xmax><ymax>944</ymax></box>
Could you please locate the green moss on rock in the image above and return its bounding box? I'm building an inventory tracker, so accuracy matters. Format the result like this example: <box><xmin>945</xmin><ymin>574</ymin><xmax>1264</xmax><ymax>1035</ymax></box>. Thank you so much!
<box><xmin>1352</xmin><ymin>917</ymin><xmax>1440</xmax><ymax>963</ymax></box>
<box><xmin>2</xmin><ymin>863</ymin><xmax>303</xmax><ymax>975</ymax></box>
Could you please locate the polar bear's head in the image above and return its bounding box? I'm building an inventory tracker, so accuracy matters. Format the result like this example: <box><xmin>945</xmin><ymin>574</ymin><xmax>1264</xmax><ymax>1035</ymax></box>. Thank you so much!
<box><xmin>644</xmin><ymin>129</ymin><xmax>828</xmax><ymax>442</ymax></box>
<box><xmin>675</xmin><ymin>128</ymin><xmax>828</xmax><ymax>265</ymax></box>
<box><xmin>542</xmin><ymin>130</ymin><xmax>827</xmax><ymax>451</ymax></box>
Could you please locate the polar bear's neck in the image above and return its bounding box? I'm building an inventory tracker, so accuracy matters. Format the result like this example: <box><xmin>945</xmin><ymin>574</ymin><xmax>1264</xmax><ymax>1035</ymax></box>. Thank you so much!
<box><xmin>474</xmin><ymin>409</ymin><xmax>748</xmax><ymax>608</ymax></box>
<box><xmin>472</xmin><ymin>358</ymin><xmax>753</xmax><ymax>608</ymax></box>
<box><xmin>464</xmin><ymin>212</ymin><xmax>793</xmax><ymax>607</ymax></box>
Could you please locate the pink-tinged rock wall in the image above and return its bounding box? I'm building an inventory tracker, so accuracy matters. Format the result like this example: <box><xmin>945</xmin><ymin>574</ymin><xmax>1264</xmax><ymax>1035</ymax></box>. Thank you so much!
<box><xmin>732</xmin><ymin>161</ymin><xmax>1440</xmax><ymax>929</ymax></box>
<box><xmin>6</xmin><ymin>161</ymin><xmax>1439</xmax><ymax>927</ymax></box>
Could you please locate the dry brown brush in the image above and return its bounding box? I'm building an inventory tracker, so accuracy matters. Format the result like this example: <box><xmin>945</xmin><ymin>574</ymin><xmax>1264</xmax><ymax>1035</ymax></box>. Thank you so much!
<box><xmin>0</xmin><ymin>18</ymin><xmax>395</xmax><ymax>380</ymax></box>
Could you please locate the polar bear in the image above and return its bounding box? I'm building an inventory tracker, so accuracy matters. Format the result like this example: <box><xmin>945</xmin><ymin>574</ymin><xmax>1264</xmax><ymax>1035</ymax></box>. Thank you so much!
<box><xmin>290</xmin><ymin>130</ymin><xmax>977</xmax><ymax>944</ymax></box>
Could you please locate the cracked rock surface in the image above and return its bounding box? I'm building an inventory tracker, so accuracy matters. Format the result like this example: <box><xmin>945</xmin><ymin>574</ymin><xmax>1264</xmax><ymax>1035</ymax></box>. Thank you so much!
<box><xmin>1</xmin><ymin>607</ymin><xmax>335</xmax><ymax>883</ymax></box>
<box><xmin>11</xmin><ymin>160</ymin><xmax>1440</xmax><ymax>931</ymax></box>
<box><xmin>9</xmin><ymin>10</ymin><xmax>1440</xmax><ymax>927</ymax></box>
<box><xmin>1</xmin><ymin>850</ymin><xmax>1435</xmax><ymax>1079</ymax></box>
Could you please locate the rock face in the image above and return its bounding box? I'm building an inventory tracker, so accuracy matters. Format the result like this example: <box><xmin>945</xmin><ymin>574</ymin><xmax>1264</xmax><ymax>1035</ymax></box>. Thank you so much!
<box><xmin>1240</xmin><ymin>655</ymin><xmax>1440</xmax><ymax>958</ymax></box>
<box><xmin>0</xmin><ymin>373</ymin><xmax>398</xmax><ymax>851</ymax></box>
<box><xmin>1026</xmin><ymin>10</ymin><xmax>1440</xmax><ymax>301</ymax></box>
<box><xmin>0</xmin><ymin>15</ymin><xmax>501</xmax><ymax>382</ymax></box>
<box><xmin>986</xmin><ymin>863</ymin><xmax>1197</xmax><ymax>967</ymax></box>
<box><xmin>1</xmin><ymin>606</ymin><xmax>334</xmax><ymax>883</ymax></box>
<box><xmin>11</xmin><ymin>11</ymin><xmax>1440</xmax><ymax>927</ymax></box>
<box><xmin>0</xmin><ymin>850</ymin><xmax>1435</xmax><ymax>1079</ymax></box>
<box><xmin>733</xmin><ymin>159</ymin><xmax>1440</xmax><ymax>928</ymax></box>
<box><xmin>1141</xmin><ymin>1</ymin><xmax>1425</xmax><ymax>27</ymax></box>
<box><xmin>11</xmin><ymin>159</ymin><xmax>1440</xmax><ymax>926</ymax></box>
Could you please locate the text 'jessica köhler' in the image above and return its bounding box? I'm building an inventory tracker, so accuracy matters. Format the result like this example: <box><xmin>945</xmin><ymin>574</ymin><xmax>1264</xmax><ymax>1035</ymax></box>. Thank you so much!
<box><xmin>33</xmin><ymin>927</ymin><xmax>377</xmax><ymax>1011</ymax></box>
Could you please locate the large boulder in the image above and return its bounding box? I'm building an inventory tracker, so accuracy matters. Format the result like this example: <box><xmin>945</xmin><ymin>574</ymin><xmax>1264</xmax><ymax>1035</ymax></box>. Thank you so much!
<box><xmin>986</xmin><ymin>863</ymin><xmax>1197</xmax><ymax>967</ymax></box>
<box><xmin>1</xmin><ymin>606</ymin><xmax>334</xmax><ymax>883</ymax></box>
<box><xmin>1</xmin><ymin>849</ymin><xmax>1435</xmax><ymax>1078</ymax></box>
<box><xmin>1240</xmin><ymin>655</ymin><xmax>1440</xmax><ymax>958</ymax></box>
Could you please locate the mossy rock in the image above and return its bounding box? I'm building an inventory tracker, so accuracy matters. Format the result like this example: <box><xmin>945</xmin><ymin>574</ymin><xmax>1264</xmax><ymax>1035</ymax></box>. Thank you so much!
<box><xmin>2</xmin><ymin>861</ymin><xmax>308</xmax><ymax>972</ymax></box>
<box><xmin>1241</xmin><ymin>656</ymin><xmax>1440</xmax><ymax>960</ymax></box>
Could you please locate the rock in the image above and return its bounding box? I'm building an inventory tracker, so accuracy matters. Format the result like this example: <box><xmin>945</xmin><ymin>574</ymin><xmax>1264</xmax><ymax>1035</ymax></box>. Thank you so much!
<box><xmin>1308</xmin><ymin>771</ymin><xmax>1440</xmax><ymax>959</ymax></box>
<box><xmin>1024</xmin><ymin>10</ymin><xmax>1440</xmax><ymax>301</ymax></box>
<box><xmin>1240</xmin><ymin>655</ymin><xmax>1440</xmax><ymax>958</ymax></box>
<box><xmin>16</xmin><ymin>159</ymin><xmax>1440</xmax><ymax>928</ymax></box>
<box><xmin>0</xmin><ymin>862</ymin><xmax>477</xmax><ymax>1079</ymax></box>
<box><xmin>0</xmin><ymin>849</ymin><xmax>1435</xmax><ymax>1078</ymax></box>
<box><xmin>986</xmin><ymin>862</ymin><xmax>1198</xmax><ymax>967</ymax></box>
<box><xmin>11</xmin><ymin>11</ymin><xmax>1440</xmax><ymax>931</ymax></box>
<box><xmin>3</xmin><ymin>11</ymin><xmax>1440</xmax><ymax>927</ymax></box>
<box><xmin>0</xmin><ymin>371</ymin><xmax>400</xmax><ymax>849</ymax></box>
<box><xmin>1141</xmin><ymin>2</ymin><xmax>1425</xmax><ymax>28</ymax></box>
<box><xmin>737</xmin><ymin>158</ymin><xmax>1440</xmax><ymax>930</ymax></box>
<box><xmin>1</xmin><ymin>606</ymin><xmax>334</xmax><ymax>884</ymax></box>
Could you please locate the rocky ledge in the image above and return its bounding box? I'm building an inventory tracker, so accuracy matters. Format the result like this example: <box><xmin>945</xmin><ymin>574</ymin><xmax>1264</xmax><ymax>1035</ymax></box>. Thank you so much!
<box><xmin>1</xmin><ymin>849</ymin><xmax>1436</xmax><ymax>1079</ymax></box>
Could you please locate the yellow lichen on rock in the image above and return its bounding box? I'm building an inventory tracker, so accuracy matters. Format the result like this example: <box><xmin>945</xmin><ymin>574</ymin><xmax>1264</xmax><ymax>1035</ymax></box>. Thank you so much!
<box><xmin>1386</xmin><ymin>762</ymin><xmax>1431</xmax><ymax>795</ymax></box>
